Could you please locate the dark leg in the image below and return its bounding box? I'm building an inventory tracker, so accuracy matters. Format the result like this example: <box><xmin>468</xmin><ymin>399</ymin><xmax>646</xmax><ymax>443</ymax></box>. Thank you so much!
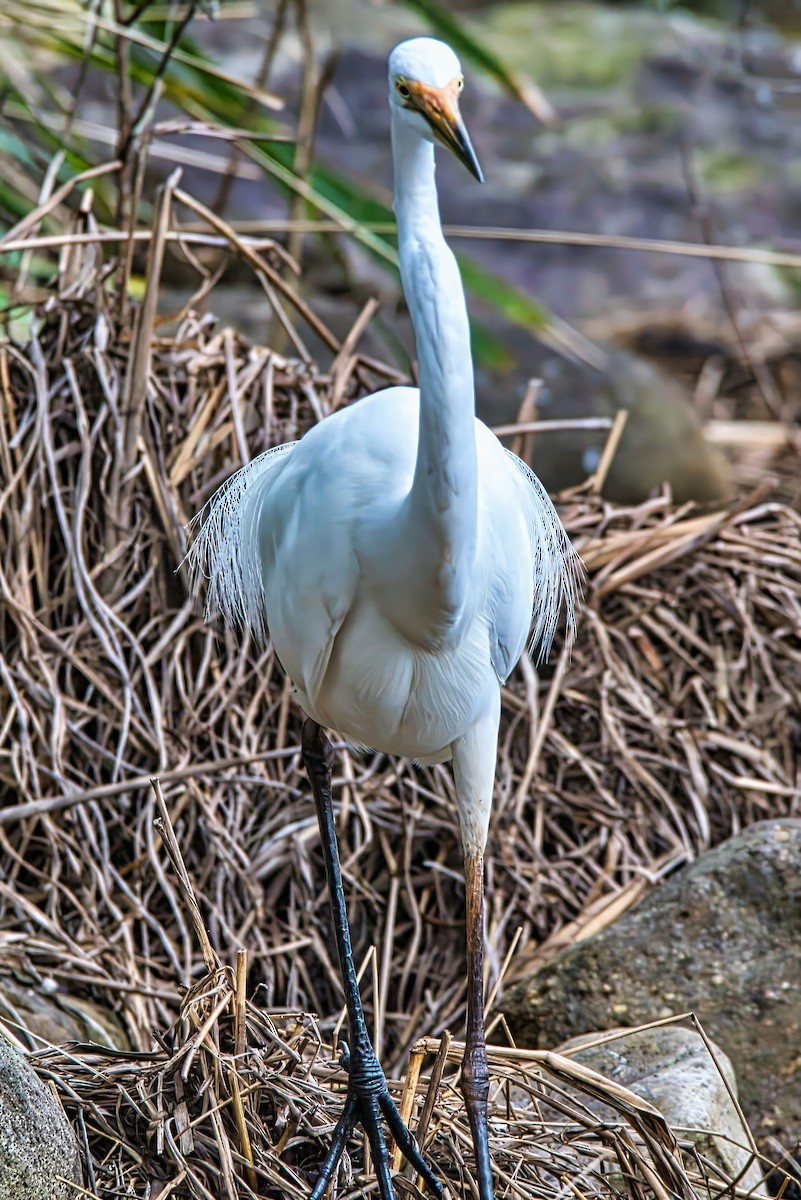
<box><xmin>302</xmin><ymin>720</ymin><xmax>442</xmax><ymax>1200</ymax></box>
<box><xmin>461</xmin><ymin>850</ymin><xmax>494</xmax><ymax>1200</ymax></box>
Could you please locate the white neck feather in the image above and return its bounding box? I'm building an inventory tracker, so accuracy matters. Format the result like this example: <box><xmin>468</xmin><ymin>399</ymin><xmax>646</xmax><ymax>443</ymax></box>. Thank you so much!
<box><xmin>390</xmin><ymin>115</ymin><xmax>478</xmax><ymax>637</ymax></box>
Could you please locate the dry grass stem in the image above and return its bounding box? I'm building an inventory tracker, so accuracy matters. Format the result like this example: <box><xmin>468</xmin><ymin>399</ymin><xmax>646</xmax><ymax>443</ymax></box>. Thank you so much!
<box><xmin>0</xmin><ymin>174</ymin><xmax>797</xmax><ymax>1200</ymax></box>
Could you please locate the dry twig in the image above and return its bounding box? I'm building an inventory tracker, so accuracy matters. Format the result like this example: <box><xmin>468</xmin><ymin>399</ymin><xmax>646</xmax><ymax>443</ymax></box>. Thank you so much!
<box><xmin>0</xmin><ymin>180</ymin><xmax>797</xmax><ymax>1200</ymax></box>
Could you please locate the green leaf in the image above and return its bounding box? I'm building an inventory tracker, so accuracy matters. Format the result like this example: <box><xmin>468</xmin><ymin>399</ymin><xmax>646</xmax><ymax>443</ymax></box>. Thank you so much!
<box><xmin>402</xmin><ymin>0</ymin><xmax>547</xmax><ymax>116</ymax></box>
<box><xmin>458</xmin><ymin>256</ymin><xmax>551</xmax><ymax>333</ymax></box>
<box><xmin>0</xmin><ymin>128</ymin><xmax>38</xmax><ymax>171</ymax></box>
<box><xmin>0</xmin><ymin>0</ymin><xmax>565</xmax><ymax>369</ymax></box>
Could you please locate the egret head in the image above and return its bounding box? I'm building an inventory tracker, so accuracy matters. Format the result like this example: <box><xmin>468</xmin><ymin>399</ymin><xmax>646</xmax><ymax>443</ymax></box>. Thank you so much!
<box><xmin>388</xmin><ymin>38</ymin><xmax>483</xmax><ymax>182</ymax></box>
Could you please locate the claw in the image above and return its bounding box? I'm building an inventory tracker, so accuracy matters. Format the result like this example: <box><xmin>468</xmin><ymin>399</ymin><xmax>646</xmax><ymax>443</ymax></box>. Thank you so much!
<box><xmin>310</xmin><ymin>1046</ymin><xmax>441</xmax><ymax>1200</ymax></box>
<box><xmin>310</xmin><ymin>1094</ymin><xmax>358</xmax><ymax>1200</ymax></box>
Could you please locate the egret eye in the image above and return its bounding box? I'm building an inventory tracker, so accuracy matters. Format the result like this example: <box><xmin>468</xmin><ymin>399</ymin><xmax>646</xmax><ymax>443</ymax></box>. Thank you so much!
<box><xmin>396</xmin><ymin>81</ymin><xmax>411</xmax><ymax>100</ymax></box>
<box><xmin>457</xmin><ymin>78</ymin><xmax>464</xmax><ymax>91</ymax></box>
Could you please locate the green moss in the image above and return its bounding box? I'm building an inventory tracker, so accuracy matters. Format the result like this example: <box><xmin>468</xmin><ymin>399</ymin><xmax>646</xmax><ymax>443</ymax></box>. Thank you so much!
<box><xmin>484</xmin><ymin>4</ymin><xmax>661</xmax><ymax>90</ymax></box>
<box><xmin>560</xmin><ymin>103</ymin><xmax>678</xmax><ymax>148</ymax></box>
<box><xmin>695</xmin><ymin>149</ymin><xmax>768</xmax><ymax>194</ymax></box>
<box><xmin>774</xmin><ymin>266</ymin><xmax>801</xmax><ymax>304</ymax></box>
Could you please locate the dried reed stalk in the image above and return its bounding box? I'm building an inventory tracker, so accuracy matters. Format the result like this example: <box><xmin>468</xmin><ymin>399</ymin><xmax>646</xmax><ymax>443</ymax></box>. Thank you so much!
<box><xmin>0</xmin><ymin>184</ymin><xmax>797</xmax><ymax>1200</ymax></box>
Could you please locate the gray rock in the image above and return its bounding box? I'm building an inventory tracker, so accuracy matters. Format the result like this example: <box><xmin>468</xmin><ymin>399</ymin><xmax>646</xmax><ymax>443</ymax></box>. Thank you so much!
<box><xmin>477</xmin><ymin>346</ymin><xmax>732</xmax><ymax>505</ymax></box>
<box><xmin>300</xmin><ymin>10</ymin><xmax>800</xmax><ymax>327</ymax></box>
<box><xmin>0</xmin><ymin>973</ymin><xmax>130</xmax><ymax>1051</ymax></box>
<box><xmin>502</xmin><ymin>820</ymin><xmax>801</xmax><ymax>1144</ymax></box>
<box><xmin>548</xmin><ymin>1028</ymin><xmax>763</xmax><ymax>1192</ymax></box>
<box><xmin>184</xmin><ymin>5</ymin><xmax>800</xmax><ymax>333</ymax></box>
<box><xmin>0</xmin><ymin>1029</ymin><xmax>81</xmax><ymax>1200</ymax></box>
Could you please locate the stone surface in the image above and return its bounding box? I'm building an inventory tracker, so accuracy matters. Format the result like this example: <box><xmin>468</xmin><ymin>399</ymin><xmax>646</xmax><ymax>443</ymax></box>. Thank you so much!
<box><xmin>0</xmin><ymin>1029</ymin><xmax>81</xmax><ymax>1200</ymax></box>
<box><xmin>548</xmin><ymin>1028</ymin><xmax>763</xmax><ymax>1192</ymax></box>
<box><xmin>293</xmin><ymin>4</ymin><xmax>800</xmax><ymax>326</ymax></box>
<box><xmin>179</xmin><ymin>3</ymin><xmax>801</xmax><ymax>334</ymax></box>
<box><xmin>189</xmin><ymin>285</ymin><xmax>731</xmax><ymax>505</ymax></box>
<box><xmin>478</xmin><ymin>346</ymin><xmax>732</xmax><ymax>504</ymax></box>
<box><xmin>502</xmin><ymin>821</ymin><xmax>801</xmax><ymax>1143</ymax></box>
<box><xmin>179</xmin><ymin>1</ymin><xmax>801</xmax><ymax>504</ymax></box>
<box><xmin>0</xmin><ymin>973</ymin><xmax>129</xmax><ymax>1051</ymax></box>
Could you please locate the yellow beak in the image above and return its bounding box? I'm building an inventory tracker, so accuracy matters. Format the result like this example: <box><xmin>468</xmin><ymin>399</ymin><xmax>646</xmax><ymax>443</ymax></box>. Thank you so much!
<box><xmin>407</xmin><ymin>80</ymin><xmax>484</xmax><ymax>182</ymax></box>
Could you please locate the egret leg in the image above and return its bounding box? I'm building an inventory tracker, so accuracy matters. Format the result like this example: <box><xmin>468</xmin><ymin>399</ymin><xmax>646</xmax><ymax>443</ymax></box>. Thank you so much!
<box><xmin>461</xmin><ymin>850</ymin><xmax>494</xmax><ymax>1200</ymax></box>
<box><xmin>301</xmin><ymin>720</ymin><xmax>442</xmax><ymax>1200</ymax></box>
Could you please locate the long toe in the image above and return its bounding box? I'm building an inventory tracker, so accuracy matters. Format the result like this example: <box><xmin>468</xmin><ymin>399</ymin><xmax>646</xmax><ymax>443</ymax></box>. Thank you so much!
<box><xmin>379</xmin><ymin>1089</ymin><xmax>442</xmax><ymax>1197</ymax></box>
<box><xmin>310</xmin><ymin>1038</ymin><xmax>441</xmax><ymax>1200</ymax></box>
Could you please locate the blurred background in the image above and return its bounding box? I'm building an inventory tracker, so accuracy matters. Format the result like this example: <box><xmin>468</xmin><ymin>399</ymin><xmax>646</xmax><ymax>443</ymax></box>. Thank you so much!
<box><xmin>2</xmin><ymin>0</ymin><xmax>800</xmax><ymax>507</ymax></box>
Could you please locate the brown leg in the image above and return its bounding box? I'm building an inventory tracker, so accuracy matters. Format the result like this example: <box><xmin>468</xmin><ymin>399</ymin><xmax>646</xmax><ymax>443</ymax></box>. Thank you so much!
<box><xmin>461</xmin><ymin>849</ymin><xmax>493</xmax><ymax>1200</ymax></box>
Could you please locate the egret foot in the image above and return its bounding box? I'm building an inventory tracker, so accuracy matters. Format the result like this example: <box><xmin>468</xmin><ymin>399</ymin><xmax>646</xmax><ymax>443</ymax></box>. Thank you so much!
<box><xmin>302</xmin><ymin>720</ymin><xmax>442</xmax><ymax>1200</ymax></box>
<box><xmin>311</xmin><ymin>1040</ymin><xmax>441</xmax><ymax>1200</ymax></box>
<box><xmin>462</xmin><ymin>1046</ymin><xmax>492</xmax><ymax>1200</ymax></box>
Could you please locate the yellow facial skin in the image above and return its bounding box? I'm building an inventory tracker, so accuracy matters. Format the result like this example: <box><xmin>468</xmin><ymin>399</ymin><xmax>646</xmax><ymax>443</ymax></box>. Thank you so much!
<box><xmin>395</xmin><ymin>76</ymin><xmax>483</xmax><ymax>181</ymax></box>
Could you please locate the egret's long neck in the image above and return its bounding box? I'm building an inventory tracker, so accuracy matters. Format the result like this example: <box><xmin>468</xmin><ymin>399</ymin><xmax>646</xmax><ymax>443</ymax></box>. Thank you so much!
<box><xmin>391</xmin><ymin>116</ymin><xmax>478</xmax><ymax>635</ymax></box>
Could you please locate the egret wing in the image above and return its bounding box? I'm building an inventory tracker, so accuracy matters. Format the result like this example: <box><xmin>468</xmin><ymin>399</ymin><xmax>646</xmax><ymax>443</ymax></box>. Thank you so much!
<box><xmin>258</xmin><ymin>451</ymin><xmax>361</xmax><ymax>708</ymax></box>
<box><xmin>186</xmin><ymin>442</ymin><xmax>296</xmax><ymax>639</ymax></box>
<box><xmin>504</xmin><ymin>448</ymin><xmax>582</xmax><ymax>662</ymax></box>
<box><xmin>478</xmin><ymin>428</ymin><xmax>581</xmax><ymax>683</ymax></box>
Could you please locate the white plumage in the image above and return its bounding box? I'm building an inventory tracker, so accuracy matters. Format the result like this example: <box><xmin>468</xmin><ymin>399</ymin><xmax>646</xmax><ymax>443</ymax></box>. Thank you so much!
<box><xmin>189</xmin><ymin>387</ymin><xmax>579</xmax><ymax>775</ymax></box>
<box><xmin>188</xmin><ymin>35</ymin><xmax>581</xmax><ymax>1200</ymax></box>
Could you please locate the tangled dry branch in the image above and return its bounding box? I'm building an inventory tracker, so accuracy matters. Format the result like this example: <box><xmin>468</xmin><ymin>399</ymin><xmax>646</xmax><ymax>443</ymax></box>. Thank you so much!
<box><xmin>0</xmin><ymin>186</ymin><xmax>799</xmax><ymax>1199</ymax></box>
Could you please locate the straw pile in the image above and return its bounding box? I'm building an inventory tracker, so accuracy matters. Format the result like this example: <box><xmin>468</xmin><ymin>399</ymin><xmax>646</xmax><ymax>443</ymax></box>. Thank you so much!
<box><xmin>1</xmin><ymin>176</ymin><xmax>799</xmax><ymax>1198</ymax></box>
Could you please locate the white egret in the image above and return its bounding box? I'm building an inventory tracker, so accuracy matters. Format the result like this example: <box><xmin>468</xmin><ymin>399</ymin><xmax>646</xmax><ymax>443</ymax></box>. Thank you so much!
<box><xmin>189</xmin><ymin>36</ymin><xmax>581</xmax><ymax>1200</ymax></box>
